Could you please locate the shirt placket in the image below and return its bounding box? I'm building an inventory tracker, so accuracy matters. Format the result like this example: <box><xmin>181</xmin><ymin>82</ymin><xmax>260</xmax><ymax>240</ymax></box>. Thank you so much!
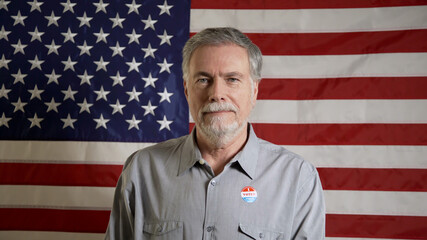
<box><xmin>203</xmin><ymin>176</ymin><xmax>219</xmax><ymax>240</ymax></box>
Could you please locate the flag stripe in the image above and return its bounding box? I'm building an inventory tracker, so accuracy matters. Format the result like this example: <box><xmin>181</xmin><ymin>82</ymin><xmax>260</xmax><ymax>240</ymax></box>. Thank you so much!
<box><xmin>250</xmin><ymin>100</ymin><xmax>427</xmax><ymax>123</ymax></box>
<box><xmin>262</xmin><ymin>53</ymin><xmax>427</xmax><ymax>79</ymax></box>
<box><xmin>0</xmin><ymin>231</ymin><xmax>104</xmax><ymax>240</ymax></box>
<box><xmin>257</xmin><ymin>77</ymin><xmax>427</xmax><ymax>100</ymax></box>
<box><xmin>0</xmin><ymin>185</ymin><xmax>114</xmax><ymax>210</ymax></box>
<box><xmin>0</xmin><ymin>163</ymin><xmax>122</xmax><ymax>187</ymax></box>
<box><xmin>318</xmin><ymin>168</ymin><xmax>427</xmax><ymax>191</ymax></box>
<box><xmin>191</xmin><ymin>0</ymin><xmax>427</xmax><ymax>9</ymax></box>
<box><xmin>326</xmin><ymin>214</ymin><xmax>427</xmax><ymax>239</ymax></box>
<box><xmin>325</xmin><ymin>190</ymin><xmax>427</xmax><ymax>216</ymax></box>
<box><xmin>0</xmin><ymin>208</ymin><xmax>109</xmax><ymax>233</ymax></box>
<box><xmin>190</xmin><ymin>7</ymin><xmax>427</xmax><ymax>33</ymax></box>
<box><xmin>189</xmin><ymin>30</ymin><xmax>427</xmax><ymax>55</ymax></box>
<box><xmin>250</xmin><ymin>123</ymin><xmax>427</xmax><ymax>145</ymax></box>
<box><xmin>2</xmin><ymin>163</ymin><xmax>426</xmax><ymax>192</ymax></box>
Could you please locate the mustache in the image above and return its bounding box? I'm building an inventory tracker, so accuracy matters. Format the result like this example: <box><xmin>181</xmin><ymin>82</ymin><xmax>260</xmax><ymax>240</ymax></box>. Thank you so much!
<box><xmin>201</xmin><ymin>102</ymin><xmax>238</xmax><ymax>114</ymax></box>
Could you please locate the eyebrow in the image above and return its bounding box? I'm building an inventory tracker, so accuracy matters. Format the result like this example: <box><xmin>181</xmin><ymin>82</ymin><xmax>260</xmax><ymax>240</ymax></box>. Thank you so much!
<box><xmin>192</xmin><ymin>71</ymin><xmax>244</xmax><ymax>78</ymax></box>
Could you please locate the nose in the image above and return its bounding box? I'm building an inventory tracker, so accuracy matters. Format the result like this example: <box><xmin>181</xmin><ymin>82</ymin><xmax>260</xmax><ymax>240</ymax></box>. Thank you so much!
<box><xmin>208</xmin><ymin>78</ymin><xmax>226</xmax><ymax>102</ymax></box>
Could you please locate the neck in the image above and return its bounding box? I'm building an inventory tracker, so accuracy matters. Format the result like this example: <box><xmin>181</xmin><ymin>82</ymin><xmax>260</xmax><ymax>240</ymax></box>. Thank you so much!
<box><xmin>196</xmin><ymin>124</ymin><xmax>249</xmax><ymax>175</ymax></box>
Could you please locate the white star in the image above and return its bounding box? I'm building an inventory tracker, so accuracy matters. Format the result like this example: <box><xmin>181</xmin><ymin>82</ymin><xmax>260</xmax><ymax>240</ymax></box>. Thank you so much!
<box><xmin>28</xmin><ymin>55</ymin><xmax>44</xmax><ymax>70</ymax></box>
<box><xmin>77</xmin><ymin>98</ymin><xmax>93</xmax><ymax>113</ymax></box>
<box><xmin>126</xmin><ymin>86</ymin><xmax>142</xmax><ymax>102</ymax></box>
<box><xmin>0</xmin><ymin>0</ymin><xmax>11</xmax><ymax>11</ymax></box>
<box><xmin>12</xmin><ymin>39</ymin><xmax>27</xmax><ymax>55</ymax></box>
<box><xmin>111</xmin><ymin>71</ymin><xmax>125</xmax><ymax>86</ymax></box>
<box><xmin>45</xmin><ymin>69</ymin><xmax>61</xmax><ymax>84</ymax></box>
<box><xmin>77</xmin><ymin>40</ymin><xmax>93</xmax><ymax>56</ymax></box>
<box><xmin>93</xmin><ymin>0</ymin><xmax>109</xmax><ymax>14</ymax></box>
<box><xmin>28</xmin><ymin>0</ymin><xmax>44</xmax><ymax>12</ymax></box>
<box><xmin>78</xmin><ymin>70</ymin><xmax>93</xmax><ymax>85</ymax></box>
<box><xmin>77</xmin><ymin>12</ymin><xmax>92</xmax><ymax>27</ymax></box>
<box><xmin>109</xmin><ymin>13</ymin><xmax>125</xmax><ymax>29</ymax></box>
<box><xmin>45</xmin><ymin>98</ymin><xmax>61</xmax><ymax>112</ymax></box>
<box><xmin>126</xmin><ymin>57</ymin><xmax>141</xmax><ymax>73</ymax></box>
<box><xmin>61</xmin><ymin>28</ymin><xmax>77</xmax><ymax>43</ymax></box>
<box><xmin>142</xmin><ymin>15</ymin><xmax>157</xmax><ymax>30</ymax></box>
<box><xmin>12</xmin><ymin>11</ymin><xmax>27</xmax><ymax>26</ymax></box>
<box><xmin>29</xmin><ymin>26</ymin><xmax>44</xmax><ymax>42</ymax></box>
<box><xmin>126</xmin><ymin>115</ymin><xmax>141</xmax><ymax>130</ymax></box>
<box><xmin>61</xmin><ymin>86</ymin><xmax>77</xmax><ymax>101</ymax></box>
<box><xmin>0</xmin><ymin>26</ymin><xmax>11</xmax><ymax>41</ymax></box>
<box><xmin>94</xmin><ymin>28</ymin><xmax>109</xmax><ymax>43</ymax></box>
<box><xmin>126</xmin><ymin>0</ymin><xmax>141</xmax><ymax>14</ymax></box>
<box><xmin>0</xmin><ymin>84</ymin><xmax>11</xmax><ymax>99</ymax></box>
<box><xmin>28</xmin><ymin>85</ymin><xmax>44</xmax><ymax>100</ymax></box>
<box><xmin>142</xmin><ymin>72</ymin><xmax>158</xmax><ymax>88</ymax></box>
<box><xmin>61</xmin><ymin>114</ymin><xmax>77</xmax><ymax>129</ymax></box>
<box><xmin>12</xmin><ymin>69</ymin><xmax>27</xmax><ymax>84</ymax></box>
<box><xmin>62</xmin><ymin>56</ymin><xmax>77</xmax><ymax>71</ymax></box>
<box><xmin>12</xmin><ymin>97</ymin><xmax>27</xmax><ymax>113</ymax></box>
<box><xmin>94</xmin><ymin>86</ymin><xmax>110</xmax><ymax>101</ymax></box>
<box><xmin>157</xmin><ymin>0</ymin><xmax>173</xmax><ymax>16</ymax></box>
<box><xmin>0</xmin><ymin>113</ymin><xmax>11</xmax><ymax>128</ymax></box>
<box><xmin>45</xmin><ymin>39</ymin><xmax>61</xmax><ymax>55</ymax></box>
<box><xmin>94</xmin><ymin>56</ymin><xmax>109</xmax><ymax>72</ymax></box>
<box><xmin>28</xmin><ymin>113</ymin><xmax>43</xmax><ymax>129</ymax></box>
<box><xmin>126</xmin><ymin>29</ymin><xmax>141</xmax><ymax>44</ymax></box>
<box><xmin>158</xmin><ymin>29</ymin><xmax>173</xmax><ymax>46</ymax></box>
<box><xmin>157</xmin><ymin>58</ymin><xmax>173</xmax><ymax>74</ymax></box>
<box><xmin>158</xmin><ymin>87</ymin><xmax>173</xmax><ymax>103</ymax></box>
<box><xmin>110</xmin><ymin>42</ymin><xmax>125</xmax><ymax>57</ymax></box>
<box><xmin>141</xmin><ymin>43</ymin><xmax>157</xmax><ymax>59</ymax></box>
<box><xmin>142</xmin><ymin>101</ymin><xmax>157</xmax><ymax>116</ymax></box>
<box><xmin>110</xmin><ymin>99</ymin><xmax>125</xmax><ymax>115</ymax></box>
<box><xmin>45</xmin><ymin>11</ymin><xmax>61</xmax><ymax>27</ymax></box>
<box><xmin>61</xmin><ymin>0</ymin><xmax>76</xmax><ymax>13</ymax></box>
<box><xmin>157</xmin><ymin>115</ymin><xmax>173</xmax><ymax>131</ymax></box>
<box><xmin>0</xmin><ymin>54</ymin><xmax>11</xmax><ymax>69</ymax></box>
<box><xmin>94</xmin><ymin>114</ymin><xmax>110</xmax><ymax>129</ymax></box>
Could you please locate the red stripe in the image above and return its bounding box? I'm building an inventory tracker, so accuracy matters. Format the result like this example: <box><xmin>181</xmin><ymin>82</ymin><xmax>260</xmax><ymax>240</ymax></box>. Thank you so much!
<box><xmin>244</xmin><ymin>30</ymin><xmax>427</xmax><ymax>55</ymax></box>
<box><xmin>318</xmin><ymin>168</ymin><xmax>427</xmax><ymax>191</ymax></box>
<box><xmin>0</xmin><ymin>163</ymin><xmax>122</xmax><ymax>187</ymax></box>
<box><xmin>191</xmin><ymin>0</ymin><xmax>427</xmax><ymax>9</ymax></box>
<box><xmin>0</xmin><ymin>208</ymin><xmax>109</xmax><ymax>233</ymax></box>
<box><xmin>257</xmin><ymin>77</ymin><xmax>427</xmax><ymax>100</ymax></box>
<box><xmin>326</xmin><ymin>214</ymin><xmax>427</xmax><ymax>239</ymax></box>
<box><xmin>251</xmin><ymin>123</ymin><xmax>427</xmax><ymax>145</ymax></box>
<box><xmin>189</xmin><ymin>123</ymin><xmax>427</xmax><ymax>145</ymax></box>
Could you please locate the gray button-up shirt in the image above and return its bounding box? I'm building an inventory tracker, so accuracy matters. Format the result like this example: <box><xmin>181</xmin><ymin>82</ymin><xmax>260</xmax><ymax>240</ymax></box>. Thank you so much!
<box><xmin>105</xmin><ymin>125</ymin><xmax>325</xmax><ymax>239</ymax></box>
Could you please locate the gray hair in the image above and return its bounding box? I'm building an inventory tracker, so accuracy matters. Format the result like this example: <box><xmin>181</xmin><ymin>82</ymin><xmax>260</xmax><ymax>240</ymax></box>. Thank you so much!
<box><xmin>182</xmin><ymin>27</ymin><xmax>263</xmax><ymax>83</ymax></box>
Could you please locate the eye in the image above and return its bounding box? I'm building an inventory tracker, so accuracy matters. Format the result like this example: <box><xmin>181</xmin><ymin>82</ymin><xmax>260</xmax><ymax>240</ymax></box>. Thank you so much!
<box><xmin>227</xmin><ymin>78</ymin><xmax>239</xmax><ymax>83</ymax></box>
<box><xmin>197</xmin><ymin>78</ymin><xmax>209</xmax><ymax>84</ymax></box>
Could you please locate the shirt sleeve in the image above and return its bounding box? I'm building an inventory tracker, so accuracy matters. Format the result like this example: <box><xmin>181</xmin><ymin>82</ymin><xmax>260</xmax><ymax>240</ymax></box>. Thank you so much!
<box><xmin>105</xmin><ymin>152</ymin><xmax>142</xmax><ymax>240</ymax></box>
<box><xmin>291</xmin><ymin>167</ymin><xmax>326</xmax><ymax>239</ymax></box>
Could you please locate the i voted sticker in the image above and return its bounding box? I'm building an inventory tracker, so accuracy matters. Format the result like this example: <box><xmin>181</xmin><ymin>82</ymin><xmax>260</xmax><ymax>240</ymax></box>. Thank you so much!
<box><xmin>241</xmin><ymin>186</ymin><xmax>257</xmax><ymax>203</ymax></box>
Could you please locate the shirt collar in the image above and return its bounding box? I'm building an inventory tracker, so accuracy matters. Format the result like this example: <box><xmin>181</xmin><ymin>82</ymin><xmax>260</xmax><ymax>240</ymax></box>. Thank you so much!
<box><xmin>177</xmin><ymin>124</ymin><xmax>260</xmax><ymax>179</ymax></box>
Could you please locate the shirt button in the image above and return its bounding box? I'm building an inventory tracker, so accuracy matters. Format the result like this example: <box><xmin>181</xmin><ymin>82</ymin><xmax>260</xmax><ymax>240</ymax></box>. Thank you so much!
<box><xmin>157</xmin><ymin>226</ymin><xmax>163</xmax><ymax>233</ymax></box>
<box><xmin>259</xmin><ymin>232</ymin><xmax>264</xmax><ymax>238</ymax></box>
<box><xmin>207</xmin><ymin>226</ymin><xmax>214</xmax><ymax>232</ymax></box>
<box><xmin>210</xmin><ymin>180</ymin><xmax>217</xmax><ymax>186</ymax></box>
<box><xmin>199</xmin><ymin>159</ymin><xmax>205</xmax><ymax>165</ymax></box>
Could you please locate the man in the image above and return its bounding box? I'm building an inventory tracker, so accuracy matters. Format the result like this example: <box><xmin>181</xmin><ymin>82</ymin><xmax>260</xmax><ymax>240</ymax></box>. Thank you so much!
<box><xmin>105</xmin><ymin>27</ymin><xmax>325</xmax><ymax>239</ymax></box>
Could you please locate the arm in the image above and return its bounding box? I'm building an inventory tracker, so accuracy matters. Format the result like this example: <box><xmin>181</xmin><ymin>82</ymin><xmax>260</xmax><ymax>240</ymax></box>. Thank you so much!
<box><xmin>291</xmin><ymin>168</ymin><xmax>326</xmax><ymax>239</ymax></box>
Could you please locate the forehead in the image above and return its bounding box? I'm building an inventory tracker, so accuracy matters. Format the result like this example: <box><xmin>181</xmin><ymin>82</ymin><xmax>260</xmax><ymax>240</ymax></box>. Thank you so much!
<box><xmin>189</xmin><ymin>44</ymin><xmax>250</xmax><ymax>73</ymax></box>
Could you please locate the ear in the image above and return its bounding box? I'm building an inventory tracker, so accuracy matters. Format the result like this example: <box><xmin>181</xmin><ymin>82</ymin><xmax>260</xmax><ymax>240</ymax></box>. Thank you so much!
<box><xmin>183</xmin><ymin>79</ymin><xmax>189</xmax><ymax>99</ymax></box>
<box><xmin>252</xmin><ymin>80</ymin><xmax>259</xmax><ymax>105</ymax></box>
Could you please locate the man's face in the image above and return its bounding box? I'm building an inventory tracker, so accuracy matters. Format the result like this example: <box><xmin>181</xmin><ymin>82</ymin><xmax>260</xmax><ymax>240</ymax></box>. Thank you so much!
<box><xmin>184</xmin><ymin>44</ymin><xmax>258</xmax><ymax>144</ymax></box>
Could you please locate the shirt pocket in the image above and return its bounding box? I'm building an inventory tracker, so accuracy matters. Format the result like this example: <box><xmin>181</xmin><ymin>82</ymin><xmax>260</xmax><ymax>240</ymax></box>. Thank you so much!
<box><xmin>143</xmin><ymin>221</ymin><xmax>183</xmax><ymax>240</ymax></box>
<box><xmin>239</xmin><ymin>223</ymin><xmax>284</xmax><ymax>240</ymax></box>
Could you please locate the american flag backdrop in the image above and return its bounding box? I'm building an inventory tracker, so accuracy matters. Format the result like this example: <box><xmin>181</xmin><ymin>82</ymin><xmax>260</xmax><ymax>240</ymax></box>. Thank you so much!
<box><xmin>1</xmin><ymin>0</ymin><xmax>427</xmax><ymax>239</ymax></box>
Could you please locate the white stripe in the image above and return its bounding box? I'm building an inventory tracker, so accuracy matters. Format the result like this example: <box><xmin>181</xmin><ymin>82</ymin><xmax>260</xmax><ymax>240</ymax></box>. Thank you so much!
<box><xmin>324</xmin><ymin>190</ymin><xmax>427</xmax><ymax>216</ymax></box>
<box><xmin>262</xmin><ymin>53</ymin><xmax>427</xmax><ymax>78</ymax></box>
<box><xmin>0</xmin><ymin>231</ymin><xmax>104</xmax><ymax>240</ymax></box>
<box><xmin>190</xmin><ymin>6</ymin><xmax>427</xmax><ymax>33</ymax></box>
<box><xmin>0</xmin><ymin>140</ymin><xmax>154</xmax><ymax>164</ymax></box>
<box><xmin>2</xmin><ymin>142</ymin><xmax>427</xmax><ymax>169</ymax></box>
<box><xmin>285</xmin><ymin>145</ymin><xmax>427</xmax><ymax>169</ymax></box>
<box><xmin>0</xmin><ymin>185</ymin><xmax>114</xmax><ymax>210</ymax></box>
<box><xmin>250</xmin><ymin>99</ymin><xmax>427</xmax><ymax>123</ymax></box>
